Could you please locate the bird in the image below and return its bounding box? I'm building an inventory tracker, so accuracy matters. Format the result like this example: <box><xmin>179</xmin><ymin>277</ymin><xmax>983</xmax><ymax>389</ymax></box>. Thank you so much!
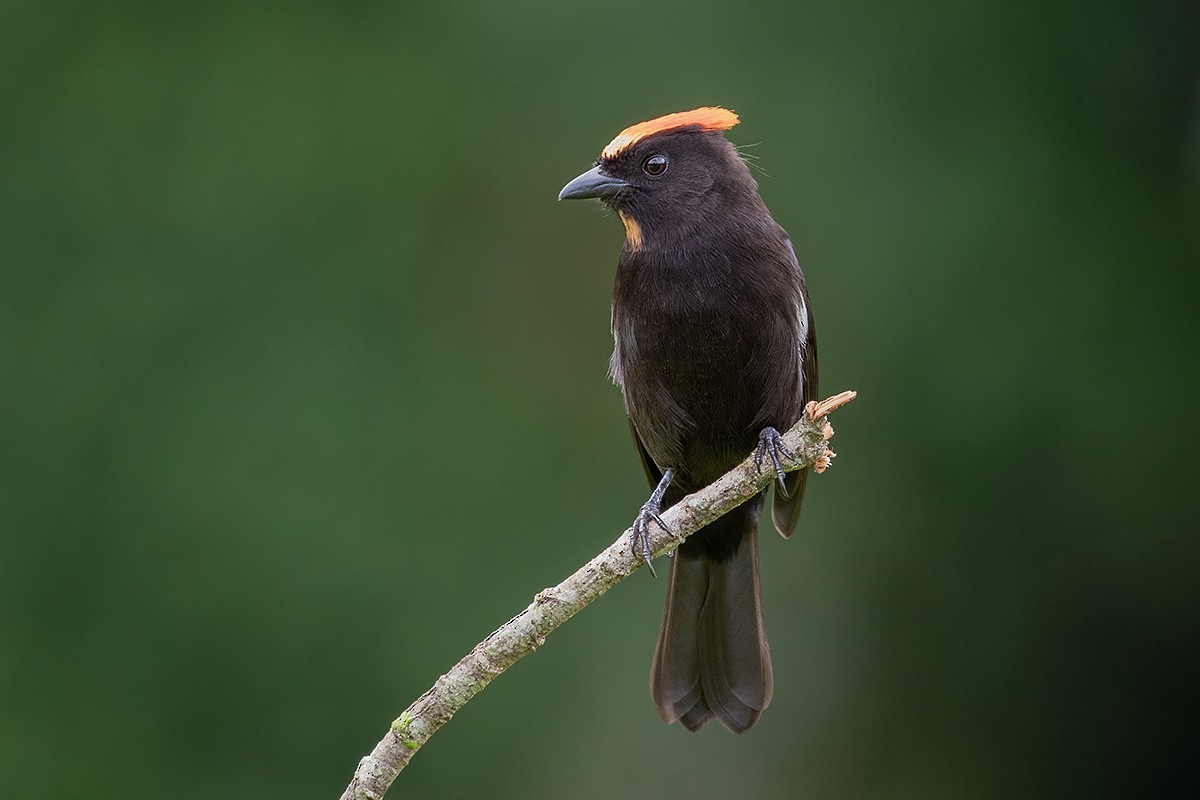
<box><xmin>558</xmin><ymin>107</ymin><xmax>818</xmax><ymax>733</ymax></box>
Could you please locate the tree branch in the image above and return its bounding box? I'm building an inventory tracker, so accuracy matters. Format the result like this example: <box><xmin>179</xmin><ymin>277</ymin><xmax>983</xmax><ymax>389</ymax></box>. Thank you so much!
<box><xmin>339</xmin><ymin>390</ymin><xmax>857</xmax><ymax>800</ymax></box>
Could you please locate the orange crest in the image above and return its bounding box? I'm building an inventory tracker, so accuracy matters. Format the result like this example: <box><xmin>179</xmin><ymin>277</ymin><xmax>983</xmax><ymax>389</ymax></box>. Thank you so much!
<box><xmin>601</xmin><ymin>107</ymin><xmax>739</xmax><ymax>158</ymax></box>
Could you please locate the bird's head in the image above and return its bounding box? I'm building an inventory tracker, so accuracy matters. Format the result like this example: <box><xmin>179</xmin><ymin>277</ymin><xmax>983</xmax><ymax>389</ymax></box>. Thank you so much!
<box><xmin>558</xmin><ymin>107</ymin><xmax>762</xmax><ymax>250</ymax></box>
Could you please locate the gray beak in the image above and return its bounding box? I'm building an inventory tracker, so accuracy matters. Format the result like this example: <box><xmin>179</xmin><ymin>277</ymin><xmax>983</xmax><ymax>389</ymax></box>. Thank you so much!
<box><xmin>558</xmin><ymin>166</ymin><xmax>629</xmax><ymax>201</ymax></box>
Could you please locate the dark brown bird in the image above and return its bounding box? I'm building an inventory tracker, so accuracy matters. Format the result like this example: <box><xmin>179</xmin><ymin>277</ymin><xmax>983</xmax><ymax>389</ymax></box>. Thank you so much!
<box><xmin>559</xmin><ymin>107</ymin><xmax>818</xmax><ymax>733</ymax></box>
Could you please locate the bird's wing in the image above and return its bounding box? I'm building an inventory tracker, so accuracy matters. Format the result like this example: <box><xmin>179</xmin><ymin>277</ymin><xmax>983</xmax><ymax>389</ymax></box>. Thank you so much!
<box><xmin>772</xmin><ymin>238</ymin><xmax>819</xmax><ymax>538</ymax></box>
<box><xmin>628</xmin><ymin>417</ymin><xmax>664</xmax><ymax>489</ymax></box>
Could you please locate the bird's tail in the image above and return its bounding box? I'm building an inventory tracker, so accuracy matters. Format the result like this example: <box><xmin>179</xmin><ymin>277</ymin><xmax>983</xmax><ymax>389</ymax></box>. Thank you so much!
<box><xmin>650</xmin><ymin>494</ymin><xmax>773</xmax><ymax>733</ymax></box>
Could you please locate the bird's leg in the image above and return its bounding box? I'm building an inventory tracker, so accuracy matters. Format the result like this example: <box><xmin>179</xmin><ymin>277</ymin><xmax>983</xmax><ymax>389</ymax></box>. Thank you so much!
<box><xmin>755</xmin><ymin>427</ymin><xmax>796</xmax><ymax>499</ymax></box>
<box><xmin>631</xmin><ymin>467</ymin><xmax>675</xmax><ymax>577</ymax></box>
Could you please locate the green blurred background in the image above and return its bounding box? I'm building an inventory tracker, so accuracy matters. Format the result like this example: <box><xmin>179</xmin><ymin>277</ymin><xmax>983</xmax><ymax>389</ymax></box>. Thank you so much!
<box><xmin>3</xmin><ymin>1</ymin><xmax>1197</xmax><ymax>797</ymax></box>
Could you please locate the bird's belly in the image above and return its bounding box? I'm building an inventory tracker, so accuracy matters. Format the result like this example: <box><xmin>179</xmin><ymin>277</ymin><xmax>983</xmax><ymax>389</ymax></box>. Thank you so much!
<box><xmin>616</xmin><ymin>315</ymin><xmax>772</xmax><ymax>486</ymax></box>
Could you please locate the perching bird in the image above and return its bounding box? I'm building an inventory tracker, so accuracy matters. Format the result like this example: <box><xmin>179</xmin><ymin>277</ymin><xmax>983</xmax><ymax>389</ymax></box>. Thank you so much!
<box><xmin>559</xmin><ymin>107</ymin><xmax>818</xmax><ymax>733</ymax></box>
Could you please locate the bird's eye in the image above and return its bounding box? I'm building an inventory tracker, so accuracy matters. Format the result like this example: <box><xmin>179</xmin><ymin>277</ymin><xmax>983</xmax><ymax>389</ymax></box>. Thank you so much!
<box><xmin>643</xmin><ymin>154</ymin><xmax>668</xmax><ymax>177</ymax></box>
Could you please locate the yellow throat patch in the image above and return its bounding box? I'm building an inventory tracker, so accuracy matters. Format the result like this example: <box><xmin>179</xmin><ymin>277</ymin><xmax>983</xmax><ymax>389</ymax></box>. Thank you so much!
<box><xmin>618</xmin><ymin>211</ymin><xmax>643</xmax><ymax>250</ymax></box>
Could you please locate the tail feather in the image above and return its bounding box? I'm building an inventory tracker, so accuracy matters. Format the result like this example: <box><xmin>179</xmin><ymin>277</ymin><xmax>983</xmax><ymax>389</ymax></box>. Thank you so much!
<box><xmin>678</xmin><ymin>700</ymin><xmax>714</xmax><ymax>731</ymax></box>
<box><xmin>650</xmin><ymin>554</ymin><xmax>708</xmax><ymax>726</ymax></box>
<box><xmin>650</xmin><ymin>496</ymin><xmax>772</xmax><ymax>734</ymax></box>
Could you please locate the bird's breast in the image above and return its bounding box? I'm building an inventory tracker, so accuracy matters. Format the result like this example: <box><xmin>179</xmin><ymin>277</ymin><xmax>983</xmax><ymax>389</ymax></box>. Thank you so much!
<box><xmin>612</xmin><ymin>269</ymin><xmax>789</xmax><ymax>480</ymax></box>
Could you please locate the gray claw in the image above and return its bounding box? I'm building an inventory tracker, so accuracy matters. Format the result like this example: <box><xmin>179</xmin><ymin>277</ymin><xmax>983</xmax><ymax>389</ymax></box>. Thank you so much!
<box><xmin>756</xmin><ymin>427</ymin><xmax>794</xmax><ymax>498</ymax></box>
<box><xmin>630</xmin><ymin>467</ymin><xmax>676</xmax><ymax>578</ymax></box>
<box><xmin>630</xmin><ymin>505</ymin><xmax>663</xmax><ymax>577</ymax></box>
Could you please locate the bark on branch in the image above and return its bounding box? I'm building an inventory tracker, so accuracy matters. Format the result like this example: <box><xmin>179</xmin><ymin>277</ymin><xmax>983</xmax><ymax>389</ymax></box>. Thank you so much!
<box><xmin>339</xmin><ymin>390</ymin><xmax>857</xmax><ymax>800</ymax></box>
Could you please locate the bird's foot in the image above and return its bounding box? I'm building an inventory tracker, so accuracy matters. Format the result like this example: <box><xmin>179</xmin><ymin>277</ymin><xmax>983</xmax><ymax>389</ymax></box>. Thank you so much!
<box><xmin>630</xmin><ymin>467</ymin><xmax>675</xmax><ymax>577</ymax></box>
<box><xmin>631</xmin><ymin>502</ymin><xmax>668</xmax><ymax>577</ymax></box>
<box><xmin>755</xmin><ymin>426</ymin><xmax>796</xmax><ymax>499</ymax></box>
